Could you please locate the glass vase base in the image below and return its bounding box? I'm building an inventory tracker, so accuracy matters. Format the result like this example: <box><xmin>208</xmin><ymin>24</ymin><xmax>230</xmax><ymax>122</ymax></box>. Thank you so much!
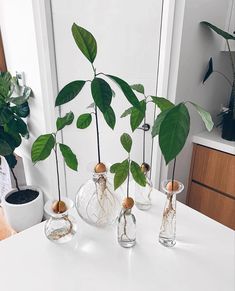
<box><xmin>159</xmin><ymin>236</ymin><xmax>176</xmax><ymax>247</ymax></box>
<box><xmin>118</xmin><ymin>238</ymin><xmax>136</xmax><ymax>248</ymax></box>
<box><xmin>135</xmin><ymin>202</ymin><xmax>151</xmax><ymax>211</ymax></box>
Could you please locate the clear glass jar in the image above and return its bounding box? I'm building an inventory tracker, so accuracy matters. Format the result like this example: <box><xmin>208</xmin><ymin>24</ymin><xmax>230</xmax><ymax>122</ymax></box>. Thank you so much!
<box><xmin>44</xmin><ymin>198</ymin><xmax>77</xmax><ymax>244</ymax></box>
<box><xmin>159</xmin><ymin>180</ymin><xmax>184</xmax><ymax>247</ymax></box>
<box><xmin>134</xmin><ymin>173</ymin><xmax>153</xmax><ymax>211</ymax></box>
<box><xmin>118</xmin><ymin>208</ymin><xmax>136</xmax><ymax>248</ymax></box>
<box><xmin>76</xmin><ymin>171</ymin><xmax>120</xmax><ymax>227</ymax></box>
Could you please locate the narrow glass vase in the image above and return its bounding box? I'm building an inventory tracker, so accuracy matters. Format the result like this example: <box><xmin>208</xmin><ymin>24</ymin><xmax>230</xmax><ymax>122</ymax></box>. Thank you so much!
<box><xmin>159</xmin><ymin>180</ymin><xmax>184</xmax><ymax>247</ymax></box>
<box><xmin>118</xmin><ymin>208</ymin><xmax>136</xmax><ymax>248</ymax></box>
<box><xmin>44</xmin><ymin>198</ymin><xmax>77</xmax><ymax>244</ymax></box>
<box><xmin>134</xmin><ymin>173</ymin><xmax>153</xmax><ymax>211</ymax></box>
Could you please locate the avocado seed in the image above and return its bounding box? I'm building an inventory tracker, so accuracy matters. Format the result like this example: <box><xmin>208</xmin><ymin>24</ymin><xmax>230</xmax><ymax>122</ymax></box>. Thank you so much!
<box><xmin>122</xmin><ymin>197</ymin><xmax>134</xmax><ymax>209</ymax></box>
<box><xmin>52</xmin><ymin>200</ymin><xmax>67</xmax><ymax>214</ymax></box>
<box><xmin>141</xmin><ymin>162</ymin><xmax>151</xmax><ymax>173</ymax></box>
<box><xmin>166</xmin><ymin>180</ymin><xmax>180</xmax><ymax>192</ymax></box>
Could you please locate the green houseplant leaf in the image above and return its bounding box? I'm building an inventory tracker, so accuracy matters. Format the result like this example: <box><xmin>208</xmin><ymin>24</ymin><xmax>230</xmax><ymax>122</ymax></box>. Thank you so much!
<box><xmin>91</xmin><ymin>78</ymin><xmax>112</xmax><ymax>113</ymax></box>
<box><xmin>5</xmin><ymin>153</ymin><xmax>17</xmax><ymax>169</ymax></box>
<box><xmin>107</xmin><ymin>75</ymin><xmax>141</xmax><ymax>110</ymax></box>
<box><xmin>113</xmin><ymin>159</ymin><xmax>129</xmax><ymax>190</ymax></box>
<box><xmin>120</xmin><ymin>133</ymin><xmax>132</xmax><ymax>153</ymax></box>
<box><xmin>130</xmin><ymin>161</ymin><xmax>146</xmax><ymax>187</ymax></box>
<box><xmin>201</xmin><ymin>21</ymin><xmax>235</xmax><ymax>40</ymax></box>
<box><xmin>76</xmin><ymin>113</ymin><xmax>92</xmax><ymax>129</ymax></box>
<box><xmin>120</xmin><ymin>106</ymin><xmax>133</xmax><ymax>118</ymax></box>
<box><xmin>72</xmin><ymin>23</ymin><xmax>97</xmax><ymax>63</ymax></box>
<box><xmin>130</xmin><ymin>100</ymin><xmax>146</xmax><ymax>131</ymax></box>
<box><xmin>110</xmin><ymin>162</ymin><xmax>121</xmax><ymax>173</ymax></box>
<box><xmin>189</xmin><ymin>102</ymin><xmax>214</xmax><ymax>131</ymax></box>
<box><xmin>12</xmin><ymin>102</ymin><xmax>30</xmax><ymax>118</ymax></box>
<box><xmin>131</xmin><ymin>84</ymin><xmax>145</xmax><ymax>94</ymax></box>
<box><xmin>55</xmin><ymin>80</ymin><xmax>86</xmax><ymax>106</ymax></box>
<box><xmin>56</xmin><ymin>111</ymin><xmax>74</xmax><ymax>131</ymax></box>
<box><xmin>31</xmin><ymin>134</ymin><xmax>55</xmax><ymax>163</ymax></box>
<box><xmin>159</xmin><ymin>103</ymin><xmax>190</xmax><ymax>165</ymax></box>
<box><xmin>0</xmin><ymin>139</ymin><xmax>14</xmax><ymax>156</ymax></box>
<box><xmin>151</xmin><ymin>108</ymin><xmax>171</xmax><ymax>138</ymax></box>
<box><xmin>7</xmin><ymin>117</ymin><xmax>28</xmax><ymax>137</ymax></box>
<box><xmin>59</xmin><ymin>143</ymin><xmax>78</xmax><ymax>171</ymax></box>
<box><xmin>151</xmin><ymin>96</ymin><xmax>175</xmax><ymax>111</ymax></box>
<box><xmin>103</xmin><ymin>106</ymin><xmax>116</xmax><ymax>129</ymax></box>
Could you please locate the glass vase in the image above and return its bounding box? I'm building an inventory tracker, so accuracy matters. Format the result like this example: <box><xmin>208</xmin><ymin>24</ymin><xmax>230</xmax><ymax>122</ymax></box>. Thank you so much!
<box><xmin>75</xmin><ymin>170</ymin><xmax>120</xmax><ymax>227</ymax></box>
<box><xmin>159</xmin><ymin>180</ymin><xmax>184</xmax><ymax>247</ymax></box>
<box><xmin>134</xmin><ymin>173</ymin><xmax>153</xmax><ymax>211</ymax></box>
<box><xmin>118</xmin><ymin>208</ymin><xmax>136</xmax><ymax>248</ymax></box>
<box><xmin>44</xmin><ymin>198</ymin><xmax>77</xmax><ymax>244</ymax></box>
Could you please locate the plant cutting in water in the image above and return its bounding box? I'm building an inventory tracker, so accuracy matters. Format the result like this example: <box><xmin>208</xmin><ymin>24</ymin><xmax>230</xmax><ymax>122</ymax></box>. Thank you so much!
<box><xmin>200</xmin><ymin>21</ymin><xmax>235</xmax><ymax>140</ymax></box>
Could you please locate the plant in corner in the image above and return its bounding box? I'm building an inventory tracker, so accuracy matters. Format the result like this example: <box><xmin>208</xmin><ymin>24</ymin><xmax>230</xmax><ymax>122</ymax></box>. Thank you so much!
<box><xmin>110</xmin><ymin>133</ymin><xmax>146</xmax><ymax>247</ymax></box>
<box><xmin>0</xmin><ymin>71</ymin><xmax>44</xmax><ymax>233</ymax></box>
<box><xmin>54</xmin><ymin>22</ymin><xmax>143</xmax><ymax>227</ymax></box>
<box><xmin>201</xmin><ymin>21</ymin><xmax>235</xmax><ymax>141</ymax></box>
<box><xmin>31</xmin><ymin>111</ymin><xmax>78</xmax><ymax>243</ymax></box>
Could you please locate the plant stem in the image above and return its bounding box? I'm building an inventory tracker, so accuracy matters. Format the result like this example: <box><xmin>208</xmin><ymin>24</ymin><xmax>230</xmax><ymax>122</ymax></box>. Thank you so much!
<box><xmin>10</xmin><ymin>167</ymin><xmax>20</xmax><ymax>191</ymax></box>
<box><xmin>142</xmin><ymin>116</ymin><xmax>146</xmax><ymax>164</ymax></box>
<box><xmin>54</xmin><ymin>144</ymin><xmax>61</xmax><ymax>201</ymax></box>
<box><xmin>94</xmin><ymin>106</ymin><xmax>101</xmax><ymax>163</ymax></box>
<box><xmin>126</xmin><ymin>157</ymin><xmax>130</xmax><ymax>198</ymax></box>
<box><xmin>171</xmin><ymin>158</ymin><xmax>176</xmax><ymax>188</ymax></box>
<box><xmin>226</xmin><ymin>40</ymin><xmax>235</xmax><ymax>118</ymax></box>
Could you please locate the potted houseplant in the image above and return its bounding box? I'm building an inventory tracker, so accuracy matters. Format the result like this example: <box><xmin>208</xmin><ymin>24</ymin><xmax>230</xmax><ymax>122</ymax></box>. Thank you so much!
<box><xmin>0</xmin><ymin>71</ymin><xmax>44</xmax><ymax>232</ymax></box>
<box><xmin>31</xmin><ymin>111</ymin><xmax>78</xmax><ymax>243</ymax></box>
<box><xmin>201</xmin><ymin>21</ymin><xmax>235</xmax><ymax>141</ymax></box>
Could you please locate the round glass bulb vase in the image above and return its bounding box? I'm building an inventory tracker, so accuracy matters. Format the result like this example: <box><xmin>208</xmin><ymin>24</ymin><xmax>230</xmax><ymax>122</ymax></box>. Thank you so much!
<box><xmin>75</xmin><ymin>171</ymin><xmax>120</xmax><ymax>227</ymax></box>
<box><xmin>117</xmin><ymin>208</ymin><xmax>136</xmax><ymax>248</ymax></box>
<box><xmin>134</xmin><ymin>172</ymin><xmax>153</xmax><ymax>211</ymax></box>
<box><xmin>44</xmin><ymin>198</ymin><xmax>77</xmax><ymax>244</ymax></box>
<box><xmin>159</xmin><ymin>180</ymin><xmax>184</xmax><ymax>247</ymax></box>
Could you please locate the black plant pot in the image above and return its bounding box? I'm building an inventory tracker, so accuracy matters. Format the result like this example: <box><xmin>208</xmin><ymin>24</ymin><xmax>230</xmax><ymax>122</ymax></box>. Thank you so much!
<box><xmin>221</xmin><ymin>116</ymin><xmax>235</xmax><ymax>141</ymax></box>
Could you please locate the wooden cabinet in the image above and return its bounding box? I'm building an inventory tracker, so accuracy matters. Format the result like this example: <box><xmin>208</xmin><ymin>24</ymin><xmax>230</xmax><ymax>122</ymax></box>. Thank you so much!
<box><xmin>187</xmin><ymin>144</ymin><xmax>235</xmax><ymax>230</ymax></box>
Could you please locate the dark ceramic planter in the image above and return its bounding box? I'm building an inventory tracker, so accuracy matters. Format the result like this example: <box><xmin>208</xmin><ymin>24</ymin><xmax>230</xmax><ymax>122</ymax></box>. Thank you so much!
<box><xmin>222</xmin><ymin>117</ymin><xmax>235</xmax><ymax>141</ymax></box>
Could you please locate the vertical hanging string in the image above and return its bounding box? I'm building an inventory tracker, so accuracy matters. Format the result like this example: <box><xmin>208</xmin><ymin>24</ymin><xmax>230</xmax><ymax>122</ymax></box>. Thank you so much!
<box><xmin>127</xmin><ymin>157</ymin><xmax>130</xmax><ymax>198</ymax></box>
<box><xmin>142</xmin><ymin>116</ymin><xmax>146</xmax><ymax>164</ymax></box>
<box><xmin>95</xmin><ymin>106</ymin><xmax>101</xmax><ymax>164</ymax></box>
<box><xmin>54</xmin><ymin>143</ymin><xmax>61</xmax><ymax>201</ymax></box>
<box><xmin>171</xmin><ymin>158</ymin><xmax>176</xmax><ymax>188</ymax></box>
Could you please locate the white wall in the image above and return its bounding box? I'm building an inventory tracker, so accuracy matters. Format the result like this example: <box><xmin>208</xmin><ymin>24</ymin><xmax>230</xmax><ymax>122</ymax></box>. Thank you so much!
<box><xmin>165</xmin><ymin>0</ymin><xmax>233</xmax><ymax>202</ymax></box>
<box><xmin>0</xmin><ymin>0</ymin><xmax>58</xmax><ymax>199</ymax></box>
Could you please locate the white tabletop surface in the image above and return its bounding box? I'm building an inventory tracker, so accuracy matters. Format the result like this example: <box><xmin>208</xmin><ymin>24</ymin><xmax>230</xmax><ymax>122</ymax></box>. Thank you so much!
<box><xmin>193</xmin><ymin>128</ymin><xmax>235</xmax><ymax>155</ymax></box>
<box><xmin>0</xmin><ymin>189</ymin><xmax>234</xmax><ymax>291</ymax></box>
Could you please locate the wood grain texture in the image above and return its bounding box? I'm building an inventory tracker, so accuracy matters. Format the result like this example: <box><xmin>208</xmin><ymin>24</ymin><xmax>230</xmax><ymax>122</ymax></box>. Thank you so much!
<box><xmin>188</xmin><ymin>182</ymin><xmax>235</xmax><ymax>230</ymax></box>
<box><xmin>192</xmin><ymin>145</ymin><xmax>235</xmax><ymax>197</ymax></box>
<box><xmin>0</xmin><ymin>29</ymin><xmax>7</xmax><ymax>72</ymax></box>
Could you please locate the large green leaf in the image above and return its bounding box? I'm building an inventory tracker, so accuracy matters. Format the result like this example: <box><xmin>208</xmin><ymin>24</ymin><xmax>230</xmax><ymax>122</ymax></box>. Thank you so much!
<box><xmin>159</xmin><ymin>103</ymin><xmax>190</xmax><ymax>164</ymax></box>
<box><xmin>0</xmin><ymin>139</ymin><xmax>13</xmax><ymax>156</ymax></box>
<box><xmin>56</xmin><ymin>111</ymin><xmax>74</xmax><ymax>131</ymax></box>
<box><xmin>131</xmin><ymin>84</ymin><xmax>145</xmax><ymax>94</ymax></box>
<box><xmin>0</xmin><ymin>131</ymin><xmax>21</xmax><ymax>152</ymax></box>
<box><xmin>5</xmin><ymin>154</ymin><xmax>17</xmax><ymax>169</ymax></box>
<box><xmin>107</xmin><ymin>75</ymin><xmax>141</xmax><ymax>110</ymax></box>
<box><xmin>120</xmin><ymin>133</ymin><xmax>132</xmax><ymax>153</ymax></box>
<box><xmin>13</xmin><ymin>102</ymin><xmax>30</xmax><ymax>118</ymax></box>
<box><xmin>55</xmin><ymin>80</ymin><xmax>86</xmax><ymax>106</ymax></box>
<box><xmin>0</xmin><ymin>72</ymin><xmax>11</xmax><ymax>99</ymax></box>
<box><xmin>114</xmin><ymin>159</ymin><xmax>129</xmax><ymax>190</ymax></box>
<box><xmin>130</xmin><ymin>100</ymin><xmax>146</xmax><ymax>131</ymax></box>
<box><xmin>72</xmin><ymin>23</ymin><xmax>97</xmax><ymax>63</ymax></box>
<box><xmin>0</xmin><ymin>107</ymin><xmax>14</xmax><ymax>125</ymax></box>
<box><xmin>7</xmin><ymin>117</ymin><xmax>28</xmax><ymax>137</ymax></box>
<box><xmin>201</xmin><ymin>21</ymin><xmax>235</xmax><ymax>40</ymax></box>
<box><xmin>120</xmin><ymin>106</ymin><xmax>133</xmax><ymax>118</ymax></box>
<box><xmin>76</xmin><ymin>113</ymin><xmax>92</xmax><ymax>129</ymax></box>
<box><xmin>151</xmin><ymin>109</ymin><xmax>171</xmax><ymax>138</ymax></box>
<box><xmin>189</xmin><ymin>102</ymin><xmax>214</xmax><ymax>131</ymax></box>
<box><xmin>130</xmin><ymin>161</ymin><xmax>146</xmax><ymax>187</ymax></box>
<box><xmin>91</xmin><ymin>78</ymin><xmax>112</xmax><ymax>113</ymax></box>
<box><xmin>103</xmin><ymin>106</ymin><xmax>116</xmax><ymax>129</ymax></box>
<box><xmin>59</xmin><ymin>143</ymin><xmax>78</xmax><ymax>171</ymax></box>
<box><xmin>31</xmin><ymin>134</ymin><xmax>55</xmax><ymax>163</ymax></box>
<box><xmin>110</xmin><ymin>162</ymin><xmax>121</xmax><ymax>173</ymax></box>
<box><xmin>151</xmin><ymin>96</ymin><xmax>175</xmax><ymax>111</ymax></box>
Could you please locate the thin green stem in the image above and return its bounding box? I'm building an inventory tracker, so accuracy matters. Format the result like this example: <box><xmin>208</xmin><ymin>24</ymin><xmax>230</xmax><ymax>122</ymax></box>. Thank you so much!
<box><xmin>54</xmin><ymin>142</ymin><xmax>61</xmax><ymax>201</ymax></box>
<box><xmin>94</xmin><ymin>106</ymin><xmax>101</xmax><ymax>163</ymax></box>
<box><xmin>10</xmin><ymin>167</ymin><xmax>20</xmax><ymax>191</ymax></box>
<box><xmin>127</xmin><ymin>156</ymin><xmax>130</xmax><ymax>198</ymax></box>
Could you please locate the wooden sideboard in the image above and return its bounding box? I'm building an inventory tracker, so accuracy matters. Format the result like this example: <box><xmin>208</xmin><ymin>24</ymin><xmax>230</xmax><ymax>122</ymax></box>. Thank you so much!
<box><xmin>187</xmin><ymin>144</ymin><xmax>235</xmax><ymax>230</ymax></box>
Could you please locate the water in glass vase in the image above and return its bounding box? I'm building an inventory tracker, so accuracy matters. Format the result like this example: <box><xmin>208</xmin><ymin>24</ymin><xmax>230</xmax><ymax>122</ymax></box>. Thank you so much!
<box><xmin>118</xmin><ymin>208</ymin><xmax>136</xmax><ymax>248</ymax></box>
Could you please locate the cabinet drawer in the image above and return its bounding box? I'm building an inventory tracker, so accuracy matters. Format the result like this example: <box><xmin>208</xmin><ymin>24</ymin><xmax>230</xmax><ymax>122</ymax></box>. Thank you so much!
<box><xmin>192</xmin><ymin>145</ymin><xmax>235</xmax><ymax>197</ymax></box>
<box><xmin>188</xmin><ymin>182</ymin><xmax>235</xmax><ymax>230</ymax></box>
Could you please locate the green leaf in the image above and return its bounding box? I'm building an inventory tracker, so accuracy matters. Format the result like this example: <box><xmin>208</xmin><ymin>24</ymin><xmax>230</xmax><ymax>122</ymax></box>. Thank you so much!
<box><xmin>114</xmin><ymin>159</ymin><xmax>129</xmax><ymax>190</ymax></box>
<box><xmin>0</xmin><ymin>139</ymin><xmax>13</xmax><ymax>156</ymax></box>
<box><xmin>107</xmin><ymin>75</ymin><xmax>141</xmax><ymax>110</ymax></box>
<box><xmin>103</xmin><ymin>107</ymin><xmax>116</xmax><ymax>129</ymax></box>
<box><xmin>151</xmin><ymin>96</ymin><xmax>175</xmax><ymax>111</ymax></box>
<box><xmin>110</xmin><ymin>162</ymin><xmax>121</xmax><ymax>173</ymax></box>
<box><xmin>131</xmin><ymin>84</ymin><xmax>145</xmax><ymax>94</ymax></box>
<box><xmin>130</xmin><ymin>161</ymin><xmax>146</xmax><ymax>187</ymax></box>
<box><xmin>120</xmin><ymin>133</ymin><xmax>132</xmax><ymax>153</ymax></box>
<box><xmin>72</xmin><ymin>23</ymin><xmax>97</xmax><ymax>63</ymax></box>
<box><xmin>151</xmin><ymin>109</ymin><xmax>171</xmax><ymax>138</ymax></box>
<box><xmin>111</xmin><ymin>89</ymin><xmax>116</xmax><ymax>98</ymax></box>
<box><xmin>189</xmin><ymin>102</ymin><xmax>214</xmax><ymax>131</ymax></box>
<box><xmin>59</xmin><ymin>143</ymin><xmax>78</xmax><ymax>171</ymax></box>
<box><xmin>203</xmin><ymin>57</ymin><xmax>213</xmax><ymax>83</ymax></box>
<box><xmin>0</xmin><ymin>107</ymin><xmax>14</xmax><ymax>125</ymax></box>
<box><xmin>5</xmin><ymin>154</ymin><xmax>17</xmax><ymax>169</ymax></box>
<box><xmin>130</xmin><ymin>100</ymin><xmax>146</xmax><ymax>131</ymax></box>
<box><xmin>91</xmin><ymin>78</ymin><xmax>112</xmax><ymax>113</ymax></box>
<box><xmin>120</xmin><ymin>107</ymin><xmax>133</xmax><ymax>118</ymax></box>
<box><xmin>201</xmin><ymin>21</ymin><xmax>235</xmax><ymax>40</ymax></box>
<box><xmin>55</xmin><ymin>80</ymin><xmax>86</xmax><ymax>106</ymax></box>
<box><xmin>56</xmin><ymin>111</ymin><xmax>74</xmax><ymax>131</ymax></box>
<box><xmin>7</xmin><ymin>117</ymin><xmax>28</xmax><ymax>137</ymax></box>
<box><xmin>0</xmin><ymin>131</ymin><xmax>21</xmax><ymax>152</ymax></box>
<box><xmin>76</xmin><ymin>113</ymin><xmax>92</xmax><ymax>129</ymax></box>
<box><xmin>31</xmin><ymin>134</ymin><xmax>55</xmax><ymax>163</ymax></box>
<box><xmin>13</xmin><ymin>102</ymin><xmax>30</xmax><ymax>118</ymax></box>
<box><xmin>159</xmin><ymin>103</ymin><xmax>190</xmax><ymax>164</ymax></box>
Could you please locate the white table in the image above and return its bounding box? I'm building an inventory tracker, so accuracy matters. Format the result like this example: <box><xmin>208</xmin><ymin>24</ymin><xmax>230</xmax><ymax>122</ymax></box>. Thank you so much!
<box><xmin>0</xmin><ymin>190</ymin><xmax>234</xmax><ymax>291</ymax></box>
